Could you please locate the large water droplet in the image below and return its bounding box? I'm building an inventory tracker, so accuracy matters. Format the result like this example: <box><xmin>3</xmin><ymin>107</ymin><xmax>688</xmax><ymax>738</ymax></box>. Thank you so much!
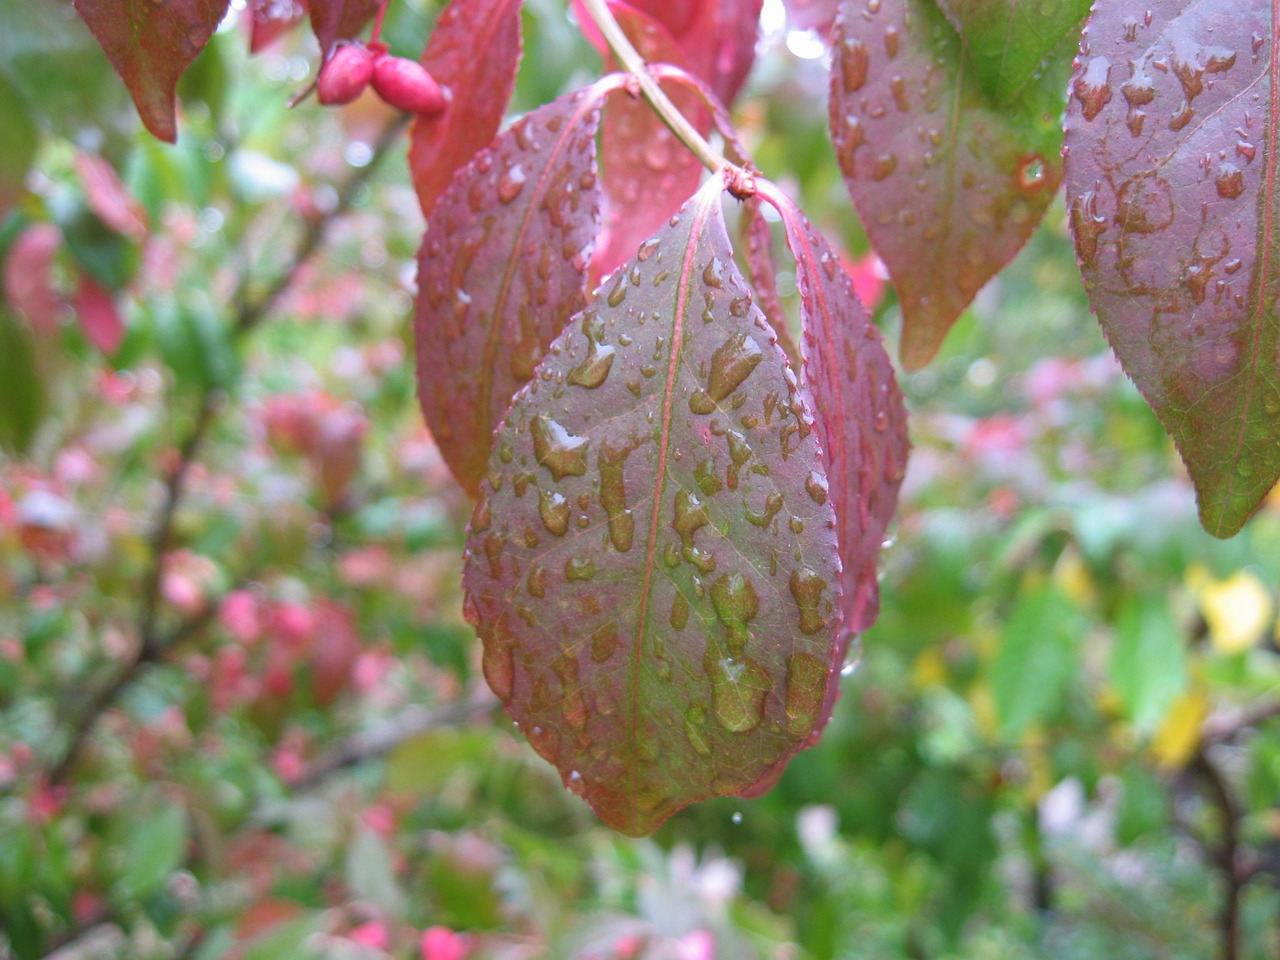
<box><xmin>565</xmin><ymin>557</ymin><xmax>596</xmax><ymax>582</ymax></box>
<box><xmin>591</xmin><ymin>621</ymin><xmax>619</xmax><ymax>663</ymax></box>
<box><xmin>704</xmin><ymin>651</ymin><xmax>769</xmax><ymax>733</ymax></box>
<box><xmin>784</xmin><ymin>651</ymin><xmax>828</xmax><ymax>737</ymax></box>
<box><xmin>531</xmin><ymin>415</ymin><xmax>589</xmax><ymax>480</ymax></box>
<box><xmin>498</xmin><ymin>163</ymin><xmax>527</xmax><ymax>204</ymax></box>
<box><xmin>790</xmin><ymin>568</ymin><xmax>830</xmax><ymax>635</ymax></box>
<box><xmin>568</xmin><ymin>342</ymin><xmax>616</xmax><ymax>388</ymax></box>
<box><xmin>708</xmin><ymin>333</ymin><xmax>764</xmax><ymax>404</ymax></box>
<box><xmin>711</xmin><ymin>573</ymin><xmax>760</xmax><ymax>656</ymax></box>
<box><xmin>536</xmin><ymin>488</ymin><xmax>570</xmax><ymax>536</ymax></box>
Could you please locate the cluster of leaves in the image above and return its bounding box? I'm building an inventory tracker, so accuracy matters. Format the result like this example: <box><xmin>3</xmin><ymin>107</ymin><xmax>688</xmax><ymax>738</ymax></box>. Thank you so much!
<box><xmin>2</xmin><ymin>2</ymin><xmax>1280</xmax><ymax>959</ymax></box>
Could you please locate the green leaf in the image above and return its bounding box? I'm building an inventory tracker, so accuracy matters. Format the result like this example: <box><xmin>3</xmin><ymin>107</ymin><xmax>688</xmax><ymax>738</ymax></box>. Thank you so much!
<box><xmin>1109</xmin><ymin>593</ymin><xmax>1186</xmax><ymax>733</ymax></box>
<box><xmin>53</xmin><ymin>198</ymin><xmax>137</xmax><ymax>290</ymax></box>
<box><xmin>0</xmin><ymin>307</ymin><xmax>46</xmax><ymax>455</ymax></box>
<box><xmin>991</xmin><ymin>582</ymin><xmax>1082</xmax><ymax>737</ymax></box>
<box><xmin>934</xmin><ymin>0</ymin><xmax>1092</xmax><ymax>104</ymax></box>
<box><xmin>1062</xmin><ymin>0</ymin><xmax>1280</xmax><ymax>537</ymax></box>
<box><xmin>155</xmin><ymin>302</ymin><xmax>238</xmax><ymax>391</ymax></box>
<box><xmin>463</xmin><ymin>179</ymin><xmax>844</xmax><ymax>835</ymax></box>
<box><xmin>344</xmin><ymin>824</ymin><xmax>405</xmax><ymax>918</ymax></box>
<box><xmin>114</xmin><ymin>802</ymin><xmax>189</xmax><ymax>902</ymax></box>
<box><xmin>830</xmin><ymin>0</ymin><xmax>1072</xmax><ymax>369</ymax></box>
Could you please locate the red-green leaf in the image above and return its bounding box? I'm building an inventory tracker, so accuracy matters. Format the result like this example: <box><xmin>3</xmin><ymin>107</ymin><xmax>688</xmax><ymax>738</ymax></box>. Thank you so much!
<box><xmin>594</xmin><ymin>6</ymin><xmax>709</xmax><ymax>282</ymax></box>
<box><xmin>934</xmin><ymin>0</ymin><xmax>1092</xmax><ymax>104</ymax></box>
<box><xmin>758</xmin><ymin>180</ymin><xmax>908</xmax><ymax>731</ymax></box>
<box><xmin>1064</xmin><ymin>0</ymin><xmax>1280</xmax><ymax>538</ymax></box>
<box><xmin>72</xmin><ymin>0</ymin><xmax>230</xmax><ymax>142</ymax></box>
<box><xmin>462</xmin><ymin>178</ymin><xmax>843</xmax><ymax>836</ymax></box>
<box><xmin>74</xmin><ymin>275</ymin><xmax>124</xmax><ymax>355</ymax></box>
<box><xmin>829</xmin><ymin>0</ymin><xmax>1068</xmax><ymax>370</ymax></box>
<box><xmin>248</xmin><ymin>0</ymin><xmax>307</xmax><ymax>54</ymax></box>
<box><xmin>408</xmin><ymin>0</ymin><xmax>523</xmax><ymax>218</ymax></box>
<box><xmin>308</xmin><ymin>0</ymin><xmax>379</xmax><ymax>57</ymax></box>
<box><xmin>415</xmin><ymin>83</ymin><xmax>615</xmax><ymax>498</ymax></box>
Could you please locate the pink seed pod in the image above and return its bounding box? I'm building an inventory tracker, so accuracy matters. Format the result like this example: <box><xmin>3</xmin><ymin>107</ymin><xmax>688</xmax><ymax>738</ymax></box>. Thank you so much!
<box><xmin>317</xmin><ymin>44</ymin><xmax>375</xmax><ymax>106</ymax></box>
<box><xmin>371</xmin><ymin>56</ymin><xmax>448</xmax><ymax>116</ymax></box>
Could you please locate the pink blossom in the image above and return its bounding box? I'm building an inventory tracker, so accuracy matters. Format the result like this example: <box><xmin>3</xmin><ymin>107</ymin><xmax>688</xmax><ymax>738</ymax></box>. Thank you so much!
<box><xmin>361</xmin><ymin>803</ymin><xmax>398</xmax><ymax>838</ymax></box>
<box><xmin>272</xmin><ymin>744</ymin><xmax>305</xmax><ymax>784</ymax></box>
<box><xmin>847</xmin><ymin>251</ymin><xmax>887</xmax><ymax>313</ymax></box>
<box><xmin>420</xmin><ymin>926</ymin><xmax>468</xmax><ymax>960</ymax></box>
<box><xmin>352</xmin><ymin>651</ymin><xmax>392</xmax><ymax>694</ymax></box>
<box><xmin>219</xmin><ymin>590</ymin><xmax>263</xmax><ymax>644</ymax></box>
<box><xmin>676</xmin><ymin>930</ymin><xmax>716</xmax><ymax>960</ymax></box>
<box><xmin>347</xmin><ymin>921</ymin><xmax>390</xmax><ymax>950</ymax></box>
<box><xmin>272</xmin><ymin>602</ymin><xmax>317</xmax><ymax>651</ymax></box>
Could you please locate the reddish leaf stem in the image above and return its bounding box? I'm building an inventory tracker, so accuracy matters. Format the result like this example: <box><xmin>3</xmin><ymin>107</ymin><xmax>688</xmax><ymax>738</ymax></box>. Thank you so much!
<box><xmin>369</xmin><ymin>0</ymin><xmax>389</xmax><ymax>45</ymax></box>
<box><xmin>579</xmin><ymin>0</ymin><xmax>743</xmax><ymax>181</ymax></box>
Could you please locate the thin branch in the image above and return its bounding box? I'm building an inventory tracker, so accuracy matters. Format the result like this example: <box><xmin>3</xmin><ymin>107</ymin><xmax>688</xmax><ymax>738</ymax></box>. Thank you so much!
<box><xmin>1192</xmin><ymin>748</ymin><xmax>1247</xmax><ymax>960</ymax></box>
<box><xmin>579</xmin><ymin>0</ymin><xmax>735</xmax><ymax>177</ymax></box>
<box><xmin>1202</xmin><ymin>698</ymin><xmax>1280</xmax><ymax>743</ymax></box>
<box><xmin>45</xmin><ymin>113</ymin><xmax>412</xmax><ymax>787</ymax></box>
<box><xmin>289</xmin><ymin>695</ymin><xmax>494</xmax><ymax>793</ymax></box>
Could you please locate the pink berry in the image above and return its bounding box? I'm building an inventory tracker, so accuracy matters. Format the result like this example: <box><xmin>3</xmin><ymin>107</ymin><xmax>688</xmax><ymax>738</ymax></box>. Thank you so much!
<box><xmin>317</xmin><ymin>44</ymin><xmax>375</xmax><ymax>106</ymax></box>
<box><xmin>372</xmin><ymin>56</ymin><xmax>447</xmax><ymax>116</ymax></box>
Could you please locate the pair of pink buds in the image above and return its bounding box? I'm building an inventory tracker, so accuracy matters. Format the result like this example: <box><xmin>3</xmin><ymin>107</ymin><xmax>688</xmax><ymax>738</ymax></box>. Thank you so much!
<box><xmin>317</xmin><ymin>42</ymin><xmax>447</xmax><ymax>116</ymax></box>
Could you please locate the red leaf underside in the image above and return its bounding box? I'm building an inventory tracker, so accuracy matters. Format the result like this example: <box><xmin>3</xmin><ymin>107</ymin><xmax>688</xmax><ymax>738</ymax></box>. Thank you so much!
<box><xmin>1063</xmin><ymin>0</ymin><xmax>1280</xmax><ymax>537</ymax></box>
<box><xmin>462</xmin><ymin>179</ymin><xmax>843</xmax><ymax>836</ymax></box>
<box><xmin>594</xmin><ymin>6</ymin><xmax>710</xmax><ymax>283</ymax></box>
<box><xmin>73</xmin><ymin>0</ymin><xmax>230</xmax><ymax>143</ymax></box>
<box><xmin>409</xmin><ymin>0</ymin><xmax>523</xmax><ymax>219</ymax></box>
<box><xmin>308</xmin><ymin>0</ymin><xmax>380</xmax><ymax>57</ymax></box>
<box><xmin>415</xmin><ymin>84</ymin><xmax>613</xmax><ymax>498</ymax></box>
<box><xmin>829</xmin><ymin>0</ymin><xmax>1067</xmax><ymax>370</ymax></box>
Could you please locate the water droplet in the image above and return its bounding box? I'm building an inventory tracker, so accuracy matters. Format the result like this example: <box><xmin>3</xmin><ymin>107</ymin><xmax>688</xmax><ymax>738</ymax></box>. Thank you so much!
<box><xmin>731</xmin><ymin>811</ymin><xmax>744</xmax><ymax>825</ymax></box>
<box><xmin>703</xmin><ymin>256</ymin><xmax>726</xmax><ymax>289</ymax></box>
<box><xmin>527</xmin><ymin>564</ymin><xmax>548</xmax><ymax>598</ymax></box>
<box><xmin>1215</xmin><ymin>164</ymin><xmax>1244</xmax><ymax>198</ymax></box>
<box><xmin>531</xmin><ymin>415</ymin><xmax>589</xmax><ymax>480</ymax></box>
<box><xmin>785</xmin><ymin>651</ymin><xmax>828</xmax><ymax>737</ymax></box>
<box><xmin>704</xmin><ymin>651</ymin><xmax>769</xmax><ymax>733</ymax></box>
<box><xmin>1072</xmin><ymin>56</ymin><xmax>1113</xmax><ymax>121</ymax></box>
<box><xmin>482</xmin><ymin>635</ymin><xmax>515</xmax><ymax>702</ymax></box>
<box><xmin>498</xmin><ymin>164</ymin><xmax>526</xmax><ymax>204</ymax></box>
<box><xmin>695</xmin><ymin>459</ymin><xmax>723</xmax><ymax>496</ymax></box>
<box><xmin>568</xmin><ymin>342</ymin><xmax>616</xmax><ymax>388</ymax></box>
<box><xmin>599</xmin><ymin>435</ymin><xmax>642</xmax><ymax>552</ymax></box>
<box><xmin>670</xmin><ymin>593</ymin><xmax>690</xmax><ymax>630</ymax></box>
<box><xmin>839</xmin><ymin>38</ymin><xmax>869</xmax><ymax>94</ymax></box>
<box><xmin>805</xmin><ymin>471</ymin><xmax>829</xmax><ymax>505</ymax></box>
<box><xmin>745</xmin><ymin>492</ymin><xmax>784</xmax><ymax>529</ymax></box>
<box><xmin>591</xmin><ymin>621</ymin><xmax>619</xmax><ymax>662</ymax></box>
<box><xmin>539</xmin><ymin>488</ymin><xmax>570</xmax><ymax>535</ymax></box>
<box><xmin>1115</xmin><ymin>173</ymin><xmax>1174</xmax><ymax>234</ymax></box>
<box><xmin>711</xmin><ymin>573</ymin><xmax>760</xmax><ymax>656</ymax></box>
<box><xmin>884</xmin><ymin>25</ymin><xmax>900</xmax><ymax>58</ymax></box>
<box><xmin>871</xmin><ymin>153</ymin><xmax>898</xmax><ymax>181</ymax></box>
<box><xmin>1016</xmin><ymin>155</ymin><xmax>1047</xmax><ymax>192</ymax></box>
<box><xmin>684</xmin><ymin>704</ymin><xmax>711</xmax><ymax>756</ymax></box>
<box><xmin>790</xmin><ymin>568</ymin><xmax>829</xmax><ymax>635</ymax></box>
<box><xmin>674</xmin><ymin>489</ymin><xmax>710</xmax><ymax>553</ymax></box>
<box><xmin>707</xmin><ymin>333</ymin><xmax>764</xmax><ymax>405</ymax></box>
<box><xmin>565</xmin><ymin>557</ymin><xmax>596</xmax><ymax>581</ymax></box>
<box><xmin>889</xmin><ymin>75</ymin><xmax>909</xmax><ymax>112</ymax></box>
<box><xmin>637</xmin><ymin>238</ymin><xmax>660</xmax><ymax>262</ymax></box>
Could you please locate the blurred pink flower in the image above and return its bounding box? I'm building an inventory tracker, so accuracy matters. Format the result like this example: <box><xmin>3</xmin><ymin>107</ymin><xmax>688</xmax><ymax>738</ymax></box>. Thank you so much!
<box><xmin>846</xmin><ymin>251</ymin><xmax>887</xmax><ymax>313</ymax></box>
<box><xmin>348</xmin><ymin>921</ymin><xmax>391</xmax><ymax>950</ymax></box>
<box><xmin>220</xmin><ymin>590</ymin><xmax>263</xmax><ymax>644</ymax></box>
<box><xmin>420</xmin><ymin>926</ymin><xmax>467</xmax><ymax>960</ymax></box>
<box><xmin>676</xmin><ymin>930</ymin><xmax>716</xmax><ymax>960</ymax></box>
<box><xmin>353</xmin><ymin>650</ymin><xmax>392</xmax><ymax>694</ymax></box>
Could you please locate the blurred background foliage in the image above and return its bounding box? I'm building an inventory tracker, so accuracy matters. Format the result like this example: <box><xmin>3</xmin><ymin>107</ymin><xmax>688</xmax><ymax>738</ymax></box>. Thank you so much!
<box><xmin>1</xmin><ymin>1</ymin><xmax>1279</xmax><ymax>959</ymax></box>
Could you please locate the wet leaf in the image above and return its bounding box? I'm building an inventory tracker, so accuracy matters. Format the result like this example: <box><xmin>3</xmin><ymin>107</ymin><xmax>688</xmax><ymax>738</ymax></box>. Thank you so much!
<box><xmin>72</xmin><ymin>0</ymin><xmax>230</xmax><ymax>143</ymax></box>
<box><xmin>248</xmin><ymin>0</ymin><xmax>307</xmax><ymax>54</ymax></box>
<box><xmin>308</xmin><ymin>0</ymin><xmax>380</xmax><ymax>57</ymax></box>
<box><xmin>462</xmin><ymin>178</ymin><xmax>842</xmax><ymax>836</ymax></box>
<box><xmin>593</xmin><ymin>5</ymin><xmax>709</xmax><ymax>282</ymax></box>
<box><xmin>75</xmin><ymin>152</ymin><xmax>147</xmax><ymax>241</ymax></box>
<box><xmin>408</xmin><ymin>0</ymin><xmax>523</xmax><ymax>218</ymax></box>
<box><xmin>934</xmin><ymin>0</ymin><xmax>1092</xmax><ymax>104</ymax></box>
<box><xmin>761</xmin><ymin>183</ymin><xmax>909</xmax><ymax>664</ymax></box>
<box><xmin>415</xmin><ymin>84</ymin><xmax>612</xmax><ymax>497</ymax></box>
<box><xmin>1063</xmin><ymin>0</ymin><xmax>1280</xmax><ymax>538</ymax></box>
<box><xmin>829</xmin><ymin>0</ymin><xmax>1069</xmax><ymax>370</ymax></box>
<box><xmin>738</xmin><ymin>198</ymin><xmax>798</xmax><ymax>366</ymax></box>
<box><xmin>784</xmin><ymin>0</ymin><xmax>841</xmax><ymax>37</ymax></box>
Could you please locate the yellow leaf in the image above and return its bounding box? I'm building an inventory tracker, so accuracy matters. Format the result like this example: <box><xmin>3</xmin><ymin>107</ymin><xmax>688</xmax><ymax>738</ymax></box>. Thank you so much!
<box><xmin>1191</xmin><ymin>570</ymin><xmax>1273</xmax><ymax>654</ymax></box>
<box><xmin>1052</xmin><ymin>547</ymin><xmax>1095</xmax><ymax>608</ymax></box>
<box><xmin>911</xmin><ymin>647</ymin><xmax>948</xmax><ymax>689</ymax></box>
<box><xmin>1150</xmin><ymin>690</ymin><xmax>1208</xmax><ymax>769</ymax></box>
<box><xmin>969</xmin><ymin>681</ymin><xmax>997</xmax><ymax>739</ymax></box>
